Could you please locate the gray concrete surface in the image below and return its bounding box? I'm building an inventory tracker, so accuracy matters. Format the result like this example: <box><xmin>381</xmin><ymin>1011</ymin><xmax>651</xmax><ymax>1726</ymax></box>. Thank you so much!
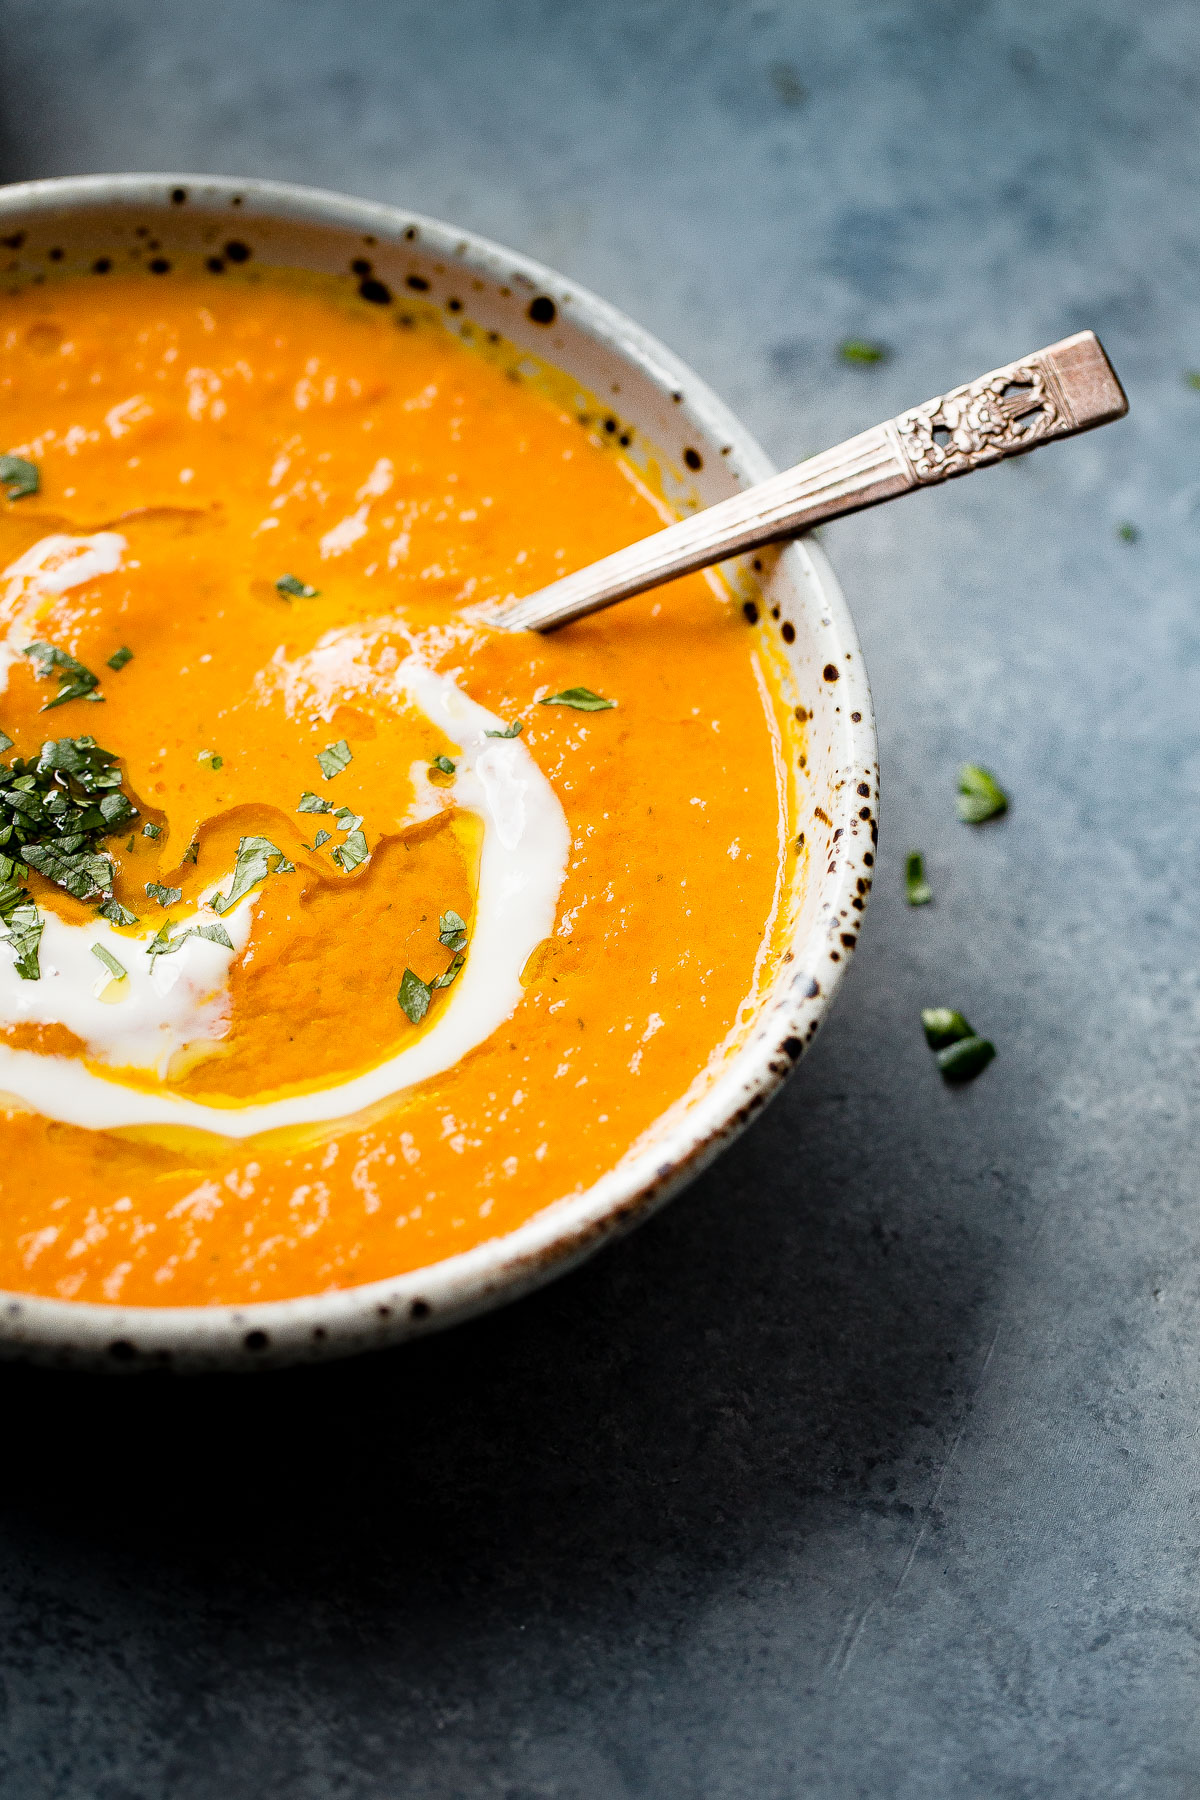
<box><xmin>0</xmin><ymin>2</ymin><xmax>1198</xmax><ymax>1794</ymax></box>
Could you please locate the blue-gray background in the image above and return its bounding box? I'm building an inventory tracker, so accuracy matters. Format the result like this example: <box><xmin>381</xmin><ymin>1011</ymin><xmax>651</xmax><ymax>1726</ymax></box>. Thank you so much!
<box><xmin>0</xmin><ymin>3</ymin><xmax>1197</xmax><ymax>1795</ymax></box>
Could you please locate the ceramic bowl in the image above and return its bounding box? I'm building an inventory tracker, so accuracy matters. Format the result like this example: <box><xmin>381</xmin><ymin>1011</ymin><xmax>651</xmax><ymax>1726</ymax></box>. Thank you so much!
<box><xmin>0</xmin><ymin>174</ymin><xmax>878</xmax><ymax>1369</ymax></box>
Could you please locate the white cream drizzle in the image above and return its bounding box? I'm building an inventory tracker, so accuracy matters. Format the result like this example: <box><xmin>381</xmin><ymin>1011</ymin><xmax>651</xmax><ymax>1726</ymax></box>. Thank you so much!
<box><xmin>0</xmin><ymin>558</ymin><xmax>570</xmax><ymax>1140</ymax></box>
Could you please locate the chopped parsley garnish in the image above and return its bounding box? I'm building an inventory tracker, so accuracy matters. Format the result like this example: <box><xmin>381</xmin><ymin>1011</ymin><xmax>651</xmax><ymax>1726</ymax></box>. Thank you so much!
<box><xmin>145</xmin><ymin>881</ymin><xmax>183</xmax><ymax>908</ymax></box>
<box><xmin>317</xmin><ymin>739</ymin><xmax>352</xmax><ymax>779</ymax></box>
<box><xmin>98</xmin><ymin>898</ymin><xmax>139</xmax><ymax>926</ymax></box>
<box><xmin>330</xmin><ymin>828</ymin><xmax>369</xmax><ymax>872</ymax></box>
<box><xmin>538</xmin><ymin>687</ymin><xmax>616</xmax><ymax>712</ymax></box>
<box><xmin>839</xmin><ymin>339</ymin><xmax>887</xmax><ymax>364</ymax></box>
<box><xmin>146</xmin><ymin>918</ymin><xmax>235</xmax><ymax>962</ymax></box>
<box><xmin>211</xmin><ymin>835</ymin><xmax>291</xmax><ymax>915</ymax></box>
<box><xmin>0</xmin><ymin>873</ymin><xmax>42</xmax><ymax>980</ymax></box>
<box><xmin>921</xmin><ymin>1007</ymin><xmax>995</xmax><ymax>1083</ymax></box>
<box><xmin>298</xmin><ymin>791</ymin><xmax>332</xmax><ymax>813</ymax></box>
<box><xmin>0</xmin><ymin>732</ymin><xmax>11</xmax><ymax>755</ymax></box>
<box><xmin>312</xmin><ymin>829</ymin><xmax>331</xmax><ymax>849</ymax></box>
<box><xmin>182</xmin><ymin>838</ymin><xmax>199</xmax><ymax>864</ymax></box>
<box><xmin>0</xmin><ymin>453</ymin><xmax>39</xmax><ymax>500</ymax></box>
<box><xmin>276</xmin><ymin>573</ymin><xmax>320</xmax><ymax>599</ymax></box>
<box><xmin>438</xmin><ymin>909</ymin><xmax>467</xmax><ymax>951</ymax></box>
<box><xmin>430</xmin><ymin>754</ymin><xmax>456</xmax><ymax>776</ymax></box>
<box><xmin>210</xmin><ymin>755</ymin><xmax>223</xmax><ymax>771</ymax></box>
<box><xmin>197</xmin><ymin>749</ymin><xmax>223</xmax><ymax>771</ymax></box>
<box><xmin>434</xmin><ymin>952</ymin><xmax>464</xmax><ymax>989</ymax></box>
<box><xmin>333</xmin><ymin>806</ymin><xmax>362</xmax><ymax>831</ymax></box>
<box><xmin>142</xmin><ymin>821</ymin><xmax>162</xmax><ymax>839</ymax></box>
<box><xmin>91</xmin><ymin>942</ymin><xmax>127</xmax><ymax>982</ymax></box>
<box><xmin>0</xmin><ymin>738</ymin><xmax>138</xmax><ymax>932</ymax></box>
<box><xmin>398</xmin><ymin>967</ymin><xmax>431</xmax><ymax>1024</ymax></box>
<box><xmin>485</xmin><ymin>719</ymin><xmax>523</xmax><ymax>738</ymax></box>
<box><xmin>957</xmin><ymin>764</ymin><xmax>1008</xmax><ymax>824</ymax></box>
<box><xmin>905</xmin><ymin>850</ymin><xmax>933</xmax><ymax>907</ymax></box>
<box><xmin>106</xmin><ymin>646</ymin><xmax>134</xmax><ymax>672</ymax></box>
<box><xmin>23</xmin><ymin>641</ymin><xmax>103</xmax><ymax>711</ymax></box>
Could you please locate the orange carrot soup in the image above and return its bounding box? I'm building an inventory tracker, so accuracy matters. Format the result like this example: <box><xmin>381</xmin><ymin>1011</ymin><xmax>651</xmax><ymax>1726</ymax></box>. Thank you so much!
<box><xmin>0</xmin><ymin>269</ymin><xmax>800</xmax><ymax>1305</ymax></box>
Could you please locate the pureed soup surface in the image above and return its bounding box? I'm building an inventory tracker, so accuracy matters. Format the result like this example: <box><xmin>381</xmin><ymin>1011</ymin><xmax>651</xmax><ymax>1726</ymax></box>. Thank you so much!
<box><xmin>0</xmin><ymin>268</ymin><xmax>800</xmax><ymax>1306</ymax></box>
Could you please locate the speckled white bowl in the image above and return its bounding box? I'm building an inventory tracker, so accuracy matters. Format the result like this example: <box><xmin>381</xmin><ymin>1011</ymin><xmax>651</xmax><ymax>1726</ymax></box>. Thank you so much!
<box><xmin>0</xmin><ymin>174</ymin><xmax>878</xmax><ymax>1369</ymax></box>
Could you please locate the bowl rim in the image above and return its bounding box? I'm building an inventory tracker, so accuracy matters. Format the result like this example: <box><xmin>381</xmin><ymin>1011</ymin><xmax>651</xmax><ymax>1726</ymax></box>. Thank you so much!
<box><xmin>0</xmin><ymin>172</ymin><xmax>878</xmax><ymax>1368</ymax></box>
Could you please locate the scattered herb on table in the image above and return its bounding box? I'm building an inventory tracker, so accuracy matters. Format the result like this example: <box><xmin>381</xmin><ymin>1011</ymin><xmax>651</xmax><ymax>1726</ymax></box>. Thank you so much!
<box><xmin>145</xmin><ymin>881</ymin><xmax>183</xmax><ymax>908</ymax></box>
<box><xmin>1116</xmin><ymin>522</ymin><xmax>1138</xmax><ymax>543</ymax></box>
<box><xmin>956</xmin><ymin>763</ymin><xmax>1008</xmax><ymax>824</ymax></box>
<box><xmin>91</xmin><ymin>942</ymin><xmax>127</xmax><ymax>982</ymax></box>
<box><xmin>1186</xmin><ymin>371</ymin><xmax>1200</xmax><ymax>391</ymax></box>
<box><xmin>430</xmin><ymin>754</ymin><xmax>456</xmax><ymax>776</ymax></box>
<box><xmin>317</xmin><ymin>739</ymin><xmax>352</xmax><ymax>779</ymax></box>
<box><xmin>398</xmin><ymin>967</ymin><xmax>431</xmax><ymax>1024</ymax></box>
<box><xmin>0</xmin><ymin>453</ymin><xmax>39</xmax><ymax>500</ymax></box>
<box><xmin>330</xmin><ymin>828</ymin><xmax>369</xmax><ymax>873</ymax></box>
<box><xmin>298</xmin><ymin>791</ymin><xmax>333</xmax><ymax>813</ymax></box>
<box><xmin>839</xmin><ymin>340</ymin><xmax>887</xmax><ymax>365</ymax></box>
<box><xmin>905</xmin><ymin>850</ymin><xmax>933</xmax><ymax>907</ymax></box>
<box><xmin>23</xmin><ymin>641</ymin><xmax>103</xmax><ymax>711</ymax></box>
<box><xmin>211</xmin><ymin>836</ymin><xmax>291</xmax><ymax>915</ymax></box>
<box><xmin>539</xmin><ymin>687</ymin><xmax>616</xmax><ymax>712</ymax></box>
<box><xmin>275</xmin><ymin>573</ymin><xmax>320</xmax><ymax>599</ymax></box>
<box><xmin>920</xmin><ymin>1007</ymin><xmax>995</xmax><ymax>1083</ymax></box>
<box><xmin>106</xmin><ymin>646</ymin><xmax>134</xmax><ymax>671</ymax></box>
<box><xmin>485</xmin><ymin>719</ymin><xmax>523</xmax><ymax>738</ymax></box>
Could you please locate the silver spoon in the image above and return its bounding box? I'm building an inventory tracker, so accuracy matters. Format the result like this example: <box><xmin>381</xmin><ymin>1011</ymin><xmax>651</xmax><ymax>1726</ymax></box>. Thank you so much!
<box><xmin>493</xmin><ymin>330</ymin><xmax>1127</xmax><ymax>633</ymax></box>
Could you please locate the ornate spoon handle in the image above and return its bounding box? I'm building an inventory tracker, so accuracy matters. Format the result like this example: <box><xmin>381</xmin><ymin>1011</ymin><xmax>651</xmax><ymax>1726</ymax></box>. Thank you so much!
<box><xmin>494</xmin><ymin>330</ymin><xmax>1127</xmax><ymax>634</ymax></box>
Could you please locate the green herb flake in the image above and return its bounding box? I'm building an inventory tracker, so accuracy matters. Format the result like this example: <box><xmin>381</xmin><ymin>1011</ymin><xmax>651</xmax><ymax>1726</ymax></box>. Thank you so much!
<box><xmin>333</xmin><ymin>806</ymin><xmax>363</xmax><ymax>831</ymax></box>
<box><xmin>317</xmin><ymin>739</ymin><xmax>352</xmax><ymax>780</ymax></box>
<box><xmin>1117</xmin><ymin>522</ymin><xmax>1138</xmax><ymax>544</ymax></box>
<box><xmin>0</xmin><ymin>876</ymin><xmax>42</xmax><ymax>980</ymax></box>
<box><xmin>398</xmin><ymin>967</ymin><xmax>432</xmax><ymax>1024</ymax></box>
<box><xmin>839</xmin><ymin>339</ymin><xmax>887</xmax><ymax>365</ymax></box>
<box><xmin>182</xmin><ymin>838</ymin><xmax>199</xmax><ymax>865</ymax></box>
<box><xmin>98</xmin><ymin>898</ymin><xmax>139</xmax><ymax>927</ymax></box>
<box><xmin>0</xmin><ymin>453</ymin><xmax>39</xmax><ymax>501</ymax></box>
<box><xmin>145</xmin><ymin>881</ymin><xmax>183</xmax><ymax>908</ymax></box>
<box><xmin>211</xmin><ymin>835</ymin><xmax>290</xmax><ymax>915</ymax></box>
<box><xmin>106</xmin><ymin>645</ymin><xmax>134</xmax><ymax>672</ymax></box>
<box><xmin>0</xmin><ymin>732</ymin><xmax>13</xmax><ymax>755</ymax></box>
<box><xmin>936</xmin><ymin>1034</ymin><xmax>996</xmax><ymax>1082</ymax></box>
<box><xmin>434</xmin><ymin>951</ymin><xmax>465</xmax><ymax>989</ymax></box>
<box><xmin>195</xmin><ymin>921</ymin><xmax>234</xmax><ymax>950</ymax></box>
<box><xmin>485</xmin><ymin>719</ymin><xmax>523</xmax><ymax>738</ymax></box>
<box><xmin>330</xmin><ymin>828</ymin><xmax>369</xmax><ymax>873</ymax></box>
<box><xmin>297</xmin><ymin>791</ymin><xmax>333</xmax><ymax>814</ymax></box>
<box><xmin>905</xmin><ymin>850</ymin><xmax>933</xmax><ymax>907</ymax></box>
<box><xmin>1186</xmin><ymin>371</ymin><xmax>1200</xmax><ymax>391</ymax></box>
<box><xmin>430</xmin><ymin>754</ymin><xmax>456</xmax><ymax>776</ymax></box>
<box><xmin>142</xmin><ymin>822</ymin><xmax>162</xmax><ymax>840</ymax></box>
<box><xmin>210</xmin><ymin>755</ymin><xmax>223</xmax><ymax>771</ymax></box>
<box><xmin>275</xmin><ymin>573</ymin><xmax>320</xmax><ymax>599</ymax></box>
<box><xmin>312</xmin><ymin>829</ymin><xmax>331</xmax><ymax>849</ymax></box>
<box><xmin>438</xmin><ymin>909</ymin><xmax>468</xmax><ymax>951</ymax></box>
<box><xmin>91</xmin><ymin>942</ymin><xmax>127</xmax><ymax>982</ymax></box>
<box><xmin>956</xmin><ymin>764</ymin><xmax>1008</xmax><ymax>824</ymax></box>
<box><xmin>23</xmin><ymin>641</ymin><xmax>103</xmax><ymax>711</ymax></box>
<box><xmin>538</xmin><ymin>687</ymin><xmax>616</xmax><ymax>712</ymax></box>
